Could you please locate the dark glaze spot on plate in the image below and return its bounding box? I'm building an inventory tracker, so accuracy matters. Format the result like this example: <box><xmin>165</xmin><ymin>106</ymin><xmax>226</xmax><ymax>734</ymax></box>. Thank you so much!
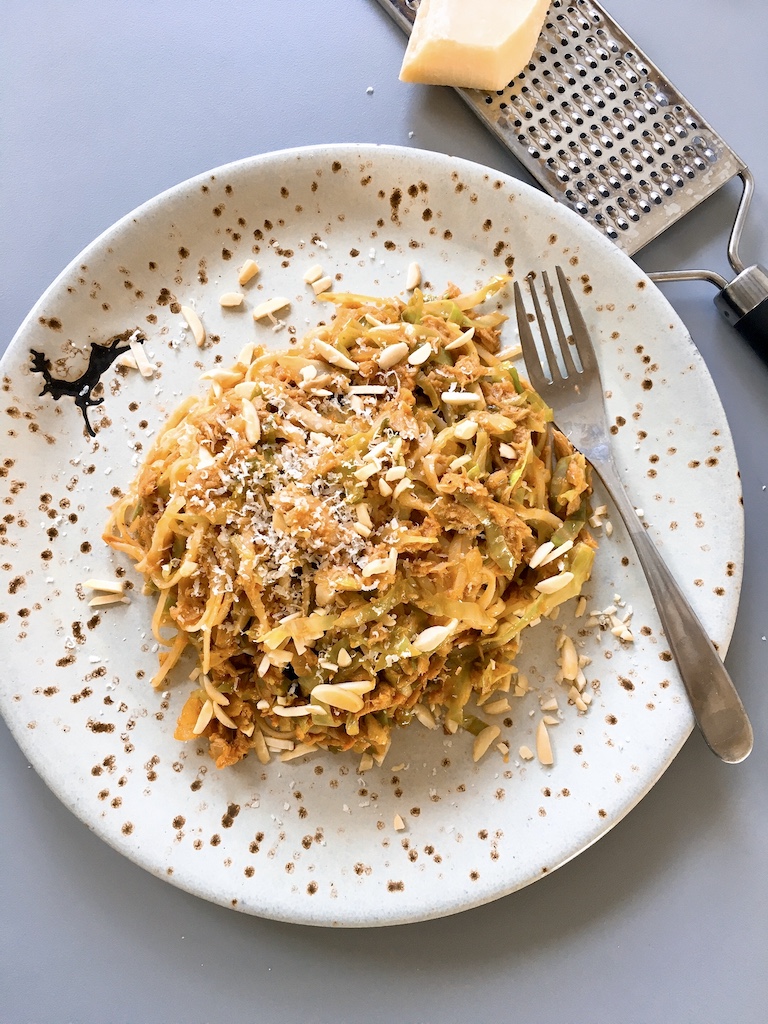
<box><xmin>87</xmin><ymin>719</ymin><xmax>114</xmax><ymax>733</ymax></box>
<box><xmin>389</xmin><ymin>188</ymin><xmax>402</xmax><ymax>223</ymax></box>
<box><xmin>38</xmin><ymin>317</ymin><xmax>62</xmax><ymax>331</ymax></box>
<box><xmin>388</xmin><ymin>880</ymin><xmax>404</xmax><ymax>892</ymax></box>
<box><xmin>30</xmin><ymin>332</ymin><xmax>138</xmax><ymax>437</ymax></box>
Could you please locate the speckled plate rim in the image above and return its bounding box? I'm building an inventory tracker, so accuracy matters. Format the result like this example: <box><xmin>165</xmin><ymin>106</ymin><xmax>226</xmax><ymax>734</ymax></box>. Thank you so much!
<box><xmin>0</xmin><ymin>143</ymin><xmax>743</xmax><ymax>926</ymax></box>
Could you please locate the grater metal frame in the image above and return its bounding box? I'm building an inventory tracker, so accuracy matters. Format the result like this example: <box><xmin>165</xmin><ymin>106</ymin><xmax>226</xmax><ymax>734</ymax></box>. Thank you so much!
<box><xmin>378</xmin><ymin>0</ymin><xmax>745</xmax><ymax>254</ymax></box>
<box><xmin>378</xmin><ymin>0</ymin><xmax>768</xmax><ymax>360</ymax></box>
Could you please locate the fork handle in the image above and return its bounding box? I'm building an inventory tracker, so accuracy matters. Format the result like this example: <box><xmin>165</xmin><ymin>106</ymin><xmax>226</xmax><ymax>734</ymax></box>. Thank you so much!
<box><xmin>592</xmin><ymin>459</ymin><xmax>753</xmax><ymax>763</ymax></box>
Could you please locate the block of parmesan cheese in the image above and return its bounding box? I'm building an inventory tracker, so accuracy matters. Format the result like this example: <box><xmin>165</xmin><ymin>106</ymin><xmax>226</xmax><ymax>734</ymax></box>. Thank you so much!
<box><xmin>399</xmin><ymin>0</ymin><xmax>550</xmax><ymax>92</ymax></box>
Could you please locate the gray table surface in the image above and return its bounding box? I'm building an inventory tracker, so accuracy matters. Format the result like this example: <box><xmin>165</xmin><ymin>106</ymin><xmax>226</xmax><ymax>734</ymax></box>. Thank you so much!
<box><xmin>2</xmin><ymin>2</ymin><xmax>767</xmax><ymax>1022</ymax></box>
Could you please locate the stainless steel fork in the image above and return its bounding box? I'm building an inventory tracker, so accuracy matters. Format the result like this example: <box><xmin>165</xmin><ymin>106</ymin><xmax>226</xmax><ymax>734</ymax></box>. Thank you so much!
<box><xmin>514</xmin><ymin>267</ymin><xmax>753</xmax><ymax>764</ymax></box>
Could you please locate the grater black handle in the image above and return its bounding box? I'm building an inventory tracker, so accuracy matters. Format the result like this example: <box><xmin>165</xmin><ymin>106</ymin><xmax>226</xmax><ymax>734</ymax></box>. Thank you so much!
<box><xmin>714</xmin><ymin>264</ymin><xmax>768</xmax><ymax>365</ymax></box>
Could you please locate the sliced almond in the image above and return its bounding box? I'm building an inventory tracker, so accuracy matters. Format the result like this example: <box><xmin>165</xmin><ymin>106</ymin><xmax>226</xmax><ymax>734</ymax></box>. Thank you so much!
<box><xmin>393</xmin><ymin>813</ymin><xmax>406</xmax><ymax>831</ymax></box>
<box><xmin>213</xmin><ymin>703</ymin><xmax>238</xmax><ymax>729</ymax></box>
<box><xmin>83</xmin><ymin>578</ymin><xmax>125</xmax><ymax>595</ymax></box>
<box><xmin>313</xmin><ymin>338</ymin><xmax>358</xmax><ymax>371</ymax></box>
<box><xmin>355</xmin><ymin>503</ymin><xmax>372</xmax><ymax>529</ymax></box>
<box><xmin>238</xmin><ymin>259</ymin><xmax>260</xmax><ymax>285</ymax></box>
<box><xmin>117</xmin><ymin>352</ymin><xmax>138</xmax><ymax>370</ymax></box>
<box><xmin>181</xmin><ymin>305</ymin><xmax>205</xmax><ymax>347</ymax></box>
<box><xmin>375</xmin><ymin>341</ymin><xmax>410</xmax><ymax>369</ymax></box>
<box><xmin>414</xmin><ymin>704</ymin><xmax>438</xmax><ymax>730</ymax></box>
<box><xmin>408</xmin><ymin>342</ymin><xmax>432</xmax><ymax>366</ymax></box>
<box><xmin>536</xmin><ymin>719</ymin><xmax>554</xmax><ymax>766</ymax></box>
<box><xmin>454</xmin><ymin>419</ymin><xmax>478</xmax><ymax>440</ymax></box>
<box><xmin>303</xmin><ymin>264</ymin><xmax>325</xmax><ymax>284</ymax></box>
<box><xmin>559</xmin><ymin>635</ymin><xmax>579</xmax><ymax>681</ymax></box>
<box><xmin>219</xmin><ymin>291</ymin><xmax>245</xmax><ymax>308</ymax></box>
<box><xmin>412</xmin><ymin>618</ymin><xmax>458</xmax><ymax>653</ymax></box>
<box><xmin>265</xmin><ymin>736</ymin><xmax>296</xmax><ymax>751</ymax></box>
<box><xmin>202</xmin><ymin>675</ymin><xmax>229</xmax><ymax>706</ymax></box>
<box><xmin>192</xmin><ymin>699</ymin><xmax>214</xmax><ymax>735</ymax></box>
<box><xmin>272</xmin><ymin>704</ymin><xmax>324</xmax><ymax>717</ymax></box>
<box><xmin>445</xmin><ymin>327</ymin><xmax>475</xmax><ymax>351</ymax></box>
<box><xmin>483</xmin><ymin>698</ymin><xmax>512</xmax><ymax>716</ymax></box>
<box><xmin>312</xmin><ymin>275</ymin><xmax>334</xmax><ymax>295</ymax></box>
<box><xmin>534</xmin><ymin>571</ymin><xmax>574</xmax><ymax>595</ymax></box>
<box><xmin>336</xmin><ymin>648</ymin><xmax>352</xmax><ymax>668</ymax></box>
<box><xmin>129</xmin><ymin>339</ymin><xmax>156</xmax><ymax>378</ymax></box>
<box><xmin>242</xmin><ymin>400</ymin><xmax>261</xmax><ymax>445</ymax></box>
<box><xmin>361</xmin><ymin>556</ymin><xmax>392</xmax><ymax>578</ymax></box>
<box><xmin>405</xmin><ymin>261</ymin><xmax>421</xmax><ymax>290</ymax></box>
<box><xmin>311</xmin><ymin>684</ymin><xmax>364</xmax><ymax>713</ymax></box>
<box><xmin>473</xmin><ymin>724</ymin><xmax>501</xmax><ymax>762</ymax></box>
<box><xmin>336</xmin><ymin>680</ymin><xmax>376</xmax><ymax>696</ymax></box>
<box><xmin>441</xmin><ymin>390</ymin><xmax>482</xmax><ymax>406</ymax></box>
<box><xmin>538</xmin><ymin>538</ymin><xmax>574</xmax><ymax>567</ymax></box>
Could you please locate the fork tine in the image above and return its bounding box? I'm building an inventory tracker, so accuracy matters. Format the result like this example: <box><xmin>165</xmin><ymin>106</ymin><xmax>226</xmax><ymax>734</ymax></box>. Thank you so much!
<box><xmin>543</xmin><ymin>270</ymin><xmax>578</xmax><ymax>376</ymax></box>
<box><xmin>513</xmin><ymin>281</ymin><xmax>549</xmax><ymax>394</ymax></box>
<box><xmin>527</xmin><ymin>276</ymin><xmax>564</xmax><ymax>383</ymax></box>
<box><xmin>555</xmin><ymin>266</ymin><xmax>598</xmax><ymax>373</ymax></box>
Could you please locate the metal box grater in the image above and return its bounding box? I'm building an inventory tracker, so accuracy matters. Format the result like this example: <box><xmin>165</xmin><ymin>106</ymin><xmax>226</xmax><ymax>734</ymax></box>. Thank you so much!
<box><xmin>378</xmin><ymin>0</ymin><xmax>768</xmax><ymax>360</ymax></box>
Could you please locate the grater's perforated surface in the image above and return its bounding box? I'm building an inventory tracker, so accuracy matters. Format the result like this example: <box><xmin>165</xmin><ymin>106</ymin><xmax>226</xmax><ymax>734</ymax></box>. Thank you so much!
<box><xmin>380</xmin><ymin>0</ymin><xmax>745</xmax><ymax>253</ymax></box>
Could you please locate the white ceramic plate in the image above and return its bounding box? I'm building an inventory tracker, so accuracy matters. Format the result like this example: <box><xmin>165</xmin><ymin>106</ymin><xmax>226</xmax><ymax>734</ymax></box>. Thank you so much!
<box><xmin>0</xmin><ymin>144</ymin><xmax>742</xmax><ymax>926</ymax></box>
